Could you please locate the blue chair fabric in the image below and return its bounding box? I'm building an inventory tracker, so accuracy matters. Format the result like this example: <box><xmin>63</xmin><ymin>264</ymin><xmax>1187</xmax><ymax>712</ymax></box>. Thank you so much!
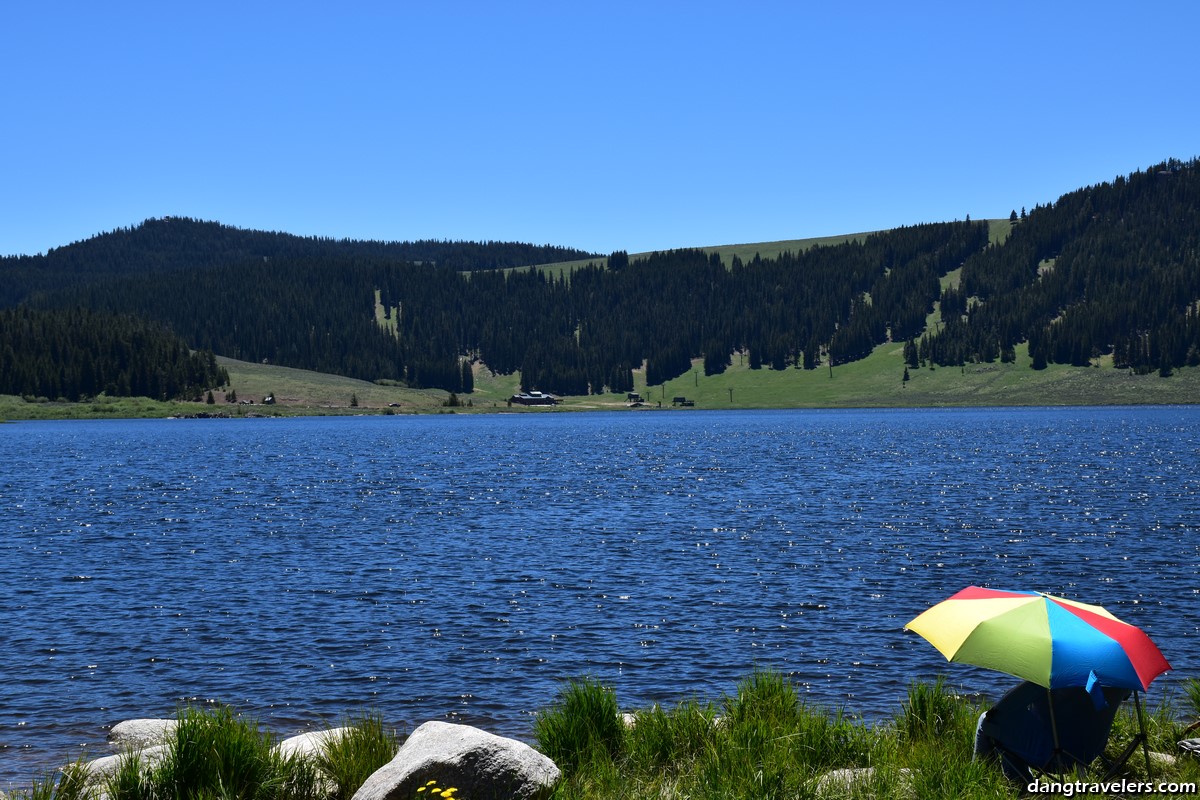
<box><xmin>974</xmin><ymin>681</ymin><xmax>1131</xmax><ymax>783</ymax></box>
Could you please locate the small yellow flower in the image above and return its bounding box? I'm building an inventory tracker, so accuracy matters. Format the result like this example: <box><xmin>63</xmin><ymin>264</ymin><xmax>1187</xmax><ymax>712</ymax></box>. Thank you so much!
<box><xmin>414</xmin><ymin>779</ymin><xmax>463</xmax><ymax>800</ymax></box>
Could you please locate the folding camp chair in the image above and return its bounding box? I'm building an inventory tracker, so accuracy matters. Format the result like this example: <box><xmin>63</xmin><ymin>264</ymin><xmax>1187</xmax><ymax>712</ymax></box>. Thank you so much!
<box><xmin>974</xmin><ymin>681</ymin><xmax>1145</xmax><ymax>784</ymax></box>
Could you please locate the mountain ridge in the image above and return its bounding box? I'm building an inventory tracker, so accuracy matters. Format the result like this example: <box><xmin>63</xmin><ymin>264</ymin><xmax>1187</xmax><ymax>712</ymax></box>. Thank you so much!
<box><xmin>2</xmin><ymin>157</ymin><xmax>1198</xmax><ymax>406</ymax></box>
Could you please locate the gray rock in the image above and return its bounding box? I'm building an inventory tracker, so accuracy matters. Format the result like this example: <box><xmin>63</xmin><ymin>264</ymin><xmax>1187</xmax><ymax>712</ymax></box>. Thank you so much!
<box><xmin>108</xmin><ymin>719</ymin><xmax>178</xmax><ymax>750</ymax></box>
<box><xmin>61</xmin><ymin>718</ymin><xmax>176</xmax><ymax>800</ymax></box>
<box><xmin>77</xmin><ymin>744</ymin><xmax>170</xmax><ymax>783</ymax></box>
<box><xmin>815</xmin><ymin>767</ymin><xmax>914</xmax><ymax>799</ymax></box>
<box><xmin>275</xmin><ymin>727</ymin><xmax>354</xmax><ymax>761</ymax></box>
<box><xmin>351</xmin><ymin>721</ymin><xmax>559</xmax><ymax>800</ymax></box>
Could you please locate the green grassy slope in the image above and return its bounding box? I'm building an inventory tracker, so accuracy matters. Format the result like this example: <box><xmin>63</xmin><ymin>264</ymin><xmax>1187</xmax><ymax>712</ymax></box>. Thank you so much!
<box><xmin>212</xmin><ymin>356</ymin><xmax>442</xmax><ymax>410</ymax></box>
<box><xmin>558</xmin><ymin>344</ymin><xmax>1200</xmax><ymax>412</ymax></box>
<box><xmin>0</xmin><ymin>357</ymin><xmax>447</xmax><ymax>420</ymax></box>
<box><xmin>498</xmin><ymin>230</ymin><xmax>877</xmax><ymax>280</ymax></box>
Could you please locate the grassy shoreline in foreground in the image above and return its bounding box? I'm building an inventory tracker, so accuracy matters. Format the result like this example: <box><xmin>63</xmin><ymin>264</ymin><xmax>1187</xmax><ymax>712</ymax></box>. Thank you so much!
<box><xmin>9</xmin><ymin>673</ymin><xmax>1200</xmax><ymax>800</ymax></box>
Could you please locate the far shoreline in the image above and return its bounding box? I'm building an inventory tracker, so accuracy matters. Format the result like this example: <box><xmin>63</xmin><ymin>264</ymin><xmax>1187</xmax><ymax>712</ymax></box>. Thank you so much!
<box><xmin>4</xmin><ymin>396</ymin><xmax>1200</xmax><ymax>423</ymax></box>
<box><xmin>8</xmin><ymin>341</ymin><xmax>1200</xmax><ymax>422</ymax></box>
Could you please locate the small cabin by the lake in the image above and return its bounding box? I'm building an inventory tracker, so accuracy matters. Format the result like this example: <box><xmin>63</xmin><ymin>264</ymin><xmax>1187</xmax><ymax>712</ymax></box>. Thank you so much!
<box><xmin>510</xmin><ymin>391</ymin><xmax>559</xmax><ymax>406</ymax></box>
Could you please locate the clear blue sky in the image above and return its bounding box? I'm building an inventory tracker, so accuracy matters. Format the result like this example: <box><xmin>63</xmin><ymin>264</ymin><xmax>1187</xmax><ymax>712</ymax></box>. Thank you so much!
<box><xmin>3</xmin><ymin>1</ymin><xmax>1197</xmax><ymax>257</ymax></box>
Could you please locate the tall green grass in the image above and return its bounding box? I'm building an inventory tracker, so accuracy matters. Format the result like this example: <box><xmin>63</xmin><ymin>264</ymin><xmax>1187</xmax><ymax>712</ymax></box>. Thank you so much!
<box><xmin>11</xmin><ymin>677</ymin><xmax>1200</xmax><ymax>800</ymax></box>
<box><xmin>538</xmin><ymin>672</ymin><xmax>1200</xmax><ymax>799</ymax></box>
<box><xmin>316</xmin><ymin>712</ymin><xmax>400</xmax><ymax>800</ymax></box>
<box><xmin>898</xmin><ymin>676</ymin><xmax>978</xmax><ymax>749</ymax></box>
<box><xmin>624</xmin><ymin>699</ymin><xmax>718</xmax><ymax>774</ymax></box>
<box><xmin>1184</xmin><ymin>678</ymin><xmax>1200</xmax><ymax>722</ymax></box>
<box><xmin>18</xmin><ymin>760</ymin><xmax>91</xmax><ymax>800</ymax></box>
<box><xmin>153</xmin><ymin>705</ymin><xmax>298</xmax><ymax>800</ymax></box>
<box><xmin>103</xmin><ymin>750</ymin><xmax>156</xmax><ymax>800</ymax></box>
<box><xmin>533</xmin><ymin>678</ymin><xmax>625</xmax><ymax>772</ymax></box>
<box><xmin>538</xmin><ymin>669</ymin><xmax>882</xmax><ymax>799</ymax></box>
<box><xmin>8</xmin><ymin>706</ymin><xmax>396</xmax><ymax>800</ymax></box>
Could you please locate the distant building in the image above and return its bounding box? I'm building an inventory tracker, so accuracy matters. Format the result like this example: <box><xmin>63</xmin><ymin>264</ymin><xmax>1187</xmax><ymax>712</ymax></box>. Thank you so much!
<box><xmin>510</xmin><ymin>390</ymin><xmax>559</xmax><ymax>406</ymax></box>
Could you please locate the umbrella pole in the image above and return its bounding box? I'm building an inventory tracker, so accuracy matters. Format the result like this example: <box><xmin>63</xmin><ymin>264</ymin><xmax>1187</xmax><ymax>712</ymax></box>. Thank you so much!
<box><xmin>1135</xmin><ymin>691</ymin><xmax>1153</xmax><ymax>779</ymax></box>
<box><xmin>1046</xmin><ymin>687</ymin><xmax>1063</xmax><ymax>770</ymax></box>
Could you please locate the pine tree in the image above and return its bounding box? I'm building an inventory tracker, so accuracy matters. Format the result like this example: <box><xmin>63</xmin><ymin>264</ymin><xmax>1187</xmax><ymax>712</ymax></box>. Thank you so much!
<box><xmin>461</xmin><ymin>359</ymin><xmax>474</xmax><ymax>393</ymax></box>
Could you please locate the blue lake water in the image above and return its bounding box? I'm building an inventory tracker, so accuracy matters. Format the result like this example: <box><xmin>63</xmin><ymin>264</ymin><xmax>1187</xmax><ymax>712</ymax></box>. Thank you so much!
<box><xmin>2</xmin><ymin>407</ymin><xmax>1199</xmax><ymax>785</ymax></box>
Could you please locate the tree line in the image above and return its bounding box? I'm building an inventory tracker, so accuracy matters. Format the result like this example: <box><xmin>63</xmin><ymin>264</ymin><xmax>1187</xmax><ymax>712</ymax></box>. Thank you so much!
<box><xmin>29</xmin><ymin>221</ymin><xmax>989</xmax><ymax>396</ymax></box>
<box><xmin>0</xmin><ymin>216</ymin><xmax>598</xmax><ymax>307</ymax></box>
<box><xmin>0</xmin><ymin>307</ymin><xmax>228</xmax><ymax>401</ymax></box>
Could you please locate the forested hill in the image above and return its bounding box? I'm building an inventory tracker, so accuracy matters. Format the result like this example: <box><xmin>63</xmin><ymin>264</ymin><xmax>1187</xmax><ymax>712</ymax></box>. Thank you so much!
<box><xmin>0</xmin><ymin>216</ymin><xmax>599</xmax><ymax>307</ymax></box>
<box><xmin>22</xmin><ymin>220</ymin><xmax>991</xmax><ymax>396</ymax></box>
<box><xmin>3</xmin><ymin>157</ymin><xmax>1199</xmax><ymax>401</ymax></box>
<box><xmin>922</xmin><ymin>158</ymin><xmax>1200</xmax><ymax>375</ymax></box>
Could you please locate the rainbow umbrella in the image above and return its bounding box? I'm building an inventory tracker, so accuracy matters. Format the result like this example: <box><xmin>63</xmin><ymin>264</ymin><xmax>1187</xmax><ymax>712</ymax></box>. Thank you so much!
<box><xmin>904</xmin><ymin>586</ymin><xmax>1170</xmax><ymax>691</ymax></box>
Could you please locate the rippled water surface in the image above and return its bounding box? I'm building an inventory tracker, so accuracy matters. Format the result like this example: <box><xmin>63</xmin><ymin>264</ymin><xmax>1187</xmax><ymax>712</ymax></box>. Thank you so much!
<box><xmin>3</xmin><ymin>407</ymin><xmax>1199</xmax><ymax>784</ymax></box>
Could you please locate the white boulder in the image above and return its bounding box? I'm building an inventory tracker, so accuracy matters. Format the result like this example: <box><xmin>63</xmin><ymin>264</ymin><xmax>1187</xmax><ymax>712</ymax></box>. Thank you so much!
<box><xmin>351</xmin><ymin>721</ymin><xmax>559</xmax><ymax>800</ymax></box>
<box><xmin>108</xmin><ymin>719</ymin><xmax>178</xmax><ymax>749</ymax></box>
<box><xmin>816</xmin><ymin>766</ymin><xmax>914</xmax><ymax>798</ymax></box>
<box><xmin>275</xmin><ymin>727</ymin><xmax>354</xmax><ymax>761</ymax></box>
<box><xmin>76</xmin><ymin>744</ymin><xmax>170</xmax><ymax>785</ymax></box>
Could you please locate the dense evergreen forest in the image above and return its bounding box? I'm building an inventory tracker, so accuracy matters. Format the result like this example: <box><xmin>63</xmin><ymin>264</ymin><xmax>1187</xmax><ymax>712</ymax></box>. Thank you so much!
<box><xmin>0</xmin><ymin>219</ymin><xmax>595</xmax><ymax>399</ymax></box>
<box><xmin>0</xmin><ymin>307</ymin><xmax>228</xmax><ymax>401</ymax></box>
<box><xmin>921</xmin><ymin>159</ymin><xmax>1200</xmax><ymax>375</ymax></box>
<box><xmin>21</xmin><ymin>221</ymin><xmax>989</xmax><ymax>396</ymax></box>
<box><xmin>0</xmin><ymin>217</ymin><xmax>599</xmax><ymax>307</ymax></box>
<box><xmin>2</xmin><ymin>158</ymin><xmax>1197</xmax><ymax>399</ymax></box>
